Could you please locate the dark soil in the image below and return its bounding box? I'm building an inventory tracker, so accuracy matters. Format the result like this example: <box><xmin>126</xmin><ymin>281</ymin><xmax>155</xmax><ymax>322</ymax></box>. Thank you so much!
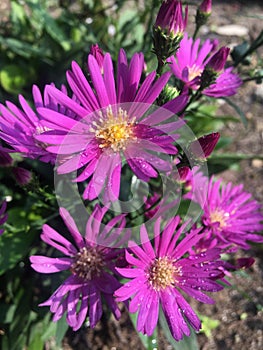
<box><xmin>61</xmin><ymin>1</ymin><xmax>263</xmax><ymax>349</ymax></box>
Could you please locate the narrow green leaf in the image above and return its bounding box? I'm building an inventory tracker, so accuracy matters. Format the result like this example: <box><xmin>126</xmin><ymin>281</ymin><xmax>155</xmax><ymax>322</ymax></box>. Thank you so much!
<box><xmin>220</xmin><ymin>97</ymin><xmax>248</xmax><ymax>127</ymax></box>
<box><xmin>55</xmin><ymin>314</ymin><xmax>69</xmax><ymax>346</ymax></box>
<box><xmin>0</xmin><ymin>229</ymin><xmax>36</xmax><ymax>275</ymax></box>
<box><xmin>0</xmin><ymin>304</ymin><xmax>16</xmax><ymax>324</ymax></box>
<box><xmin>159</xmin><ymin>307</ymin><xmax>199</xmax><ymax>350</ymax></box>
<box><xmin>210</xmin><ymin>153</ymin><xmax>263</xmax><ymax>161</ymax></box>
<box><xmin>129</xmin><ymin>312</ymin><xmax>158</xmax><ymax>350</ymax></box>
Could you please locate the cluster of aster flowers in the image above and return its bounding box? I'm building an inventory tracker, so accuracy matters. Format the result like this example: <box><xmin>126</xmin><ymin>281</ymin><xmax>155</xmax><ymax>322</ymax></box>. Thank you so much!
<box><xmin>0</xmin><ymin>0</ymin><xmax>262</xmax><ymax>344</ymax></box>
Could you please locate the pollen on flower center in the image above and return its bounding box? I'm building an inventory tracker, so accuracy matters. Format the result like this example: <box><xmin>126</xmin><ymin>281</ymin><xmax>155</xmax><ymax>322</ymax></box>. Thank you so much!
<box><xmin>187</xmin><ymin>64</ymin><xmax>203</xmax><ymax>81</ymax></box>
<box><xmin>147</xmin><ymin>256</ymin><xmax>177</xmax><ymax>291</ymax></box>
<box><xmin>210</xmin><ymin>209</ymin><xmax>229</xmax><ymax>228</ymax></box>
<box><xmin>71</xmin><ymin>246</ymin><xmax>105</xmax><ymax>281</ymax></box>
<box><xmin>90</xmin><ymin>106</ymin><xmax>137</xmax><ymax>152</ymax></box>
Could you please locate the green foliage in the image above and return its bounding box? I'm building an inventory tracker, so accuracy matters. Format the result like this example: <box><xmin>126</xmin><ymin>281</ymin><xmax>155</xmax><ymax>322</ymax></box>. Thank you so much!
<box><xmin>129</xmin><ymin>312</ymin><xmax>158</xmax><ymax>350</ymax></box>
<box><xmin>198</xmin><ymin>315</ymin><xmax>220</xmax><ymax>338</ymax></box>
<box><xmin>159</xmin><ymin>307</ymin><xmax>199</xmax><ymax>350</ymax></box>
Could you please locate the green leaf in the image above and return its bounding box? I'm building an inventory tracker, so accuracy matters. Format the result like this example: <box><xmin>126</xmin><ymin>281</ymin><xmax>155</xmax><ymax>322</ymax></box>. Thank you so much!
<box><xmin>0</xmin><ymin>36</ymin><xmax>47</xmax><ymax>58</ymax></box>
<box><xmin>207</xmin><ymin>152</ymin><xmax>263</xmax><ymax>174</ymax></box>
<box><xmin>28</xmin><ymin>331</ymin><xmax>44</xmax><ymax>350</ymax></box>
<box><xmin>231</xmin><ymin>42</ymin><xmax>250</xmax><ymax>65</ymax></box>
<box><xmin>159</xmin><ymin>307</ymin><xmax>199</xmax><ymax>350</ymax></box>
<box><xmin>197</xmin><ymin>314</ymin><xmax>219</xmax><ymax>338</ymax></box>
<box><xmin>28</xmin><ymin>1</ymin><xmax>70</xmax><ymax>50</ymax></box>
<box><xmin>210</xmin><ymin>153</ymin><xmax>263</xmax><ymax>161</ymax></box>
<box><xmin>129</xmin><ymin>312</ymin><xmax>158</xmax><ymax>350</ymax></box>
<box><xmin>220</xmin><ymin>97</ymin><xmax>248</xmax><ymax>127</ymax></box>
<box><xmin>0</xmin><ymin>304</ymin><xmax>16</xmax><ymax>324</ymax></box>
<box><xmin>0</xmin><ymin>228</ymin><xmax>36</xmax><ymax>275</ymax></box>
<box><xmin>55</xmin><ymin>313</ymin><xmax>69</xmax><ymax>346</ymax></box>
<box><xmin>0</xmin><ymin>65</ymin><xmax>28</xmax><ymax>93</ymax></box>
<box><xmin>11</xmin><ymin>1</ymin><xmax>27</xmax><ymax>25</ymax></box>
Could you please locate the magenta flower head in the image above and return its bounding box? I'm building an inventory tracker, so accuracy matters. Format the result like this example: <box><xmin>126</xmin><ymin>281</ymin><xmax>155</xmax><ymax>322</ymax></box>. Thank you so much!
<box><xmin>200</xmin><ymin>177</ymin><xmax>263</xmax><ymax>251</ymax></box>
<box><xmin>115</xmin><ymin>216</ymin><xmax>224</xmax><ymax>340</ymax></box>
<box><xmin>90</xmin><ymin>44</ymin><xmax>105</xmax><ymax>73</ymax></box>
<box><xmin>189</xmin><ymin>132</ymin><xmax>220</xmax><ymax>160</ymax></box>
<box><xmin>199</xmin><ymin>0</ymin><xmax>212</xmax><ymax>14</ymax></box>
<box><xmin>30</xmin><ymin>205</ymin><xmax>129</xmax><ymax>331</ymax></box>
<box><xmin>0</xmin><ymin>84</ymin><xmax>77</xmax><ymax>164</ymax></box>
<box><xmin>0</xmin><ymin>200</ymin><xmax>8</xmax><ymax>235</ymax></box>
<box><xmin>35</xmin><ymin>49</ymin><xmax>188</xmax><ymax>201</ymax></box>
<box><xmin>168</xmin><ymin>34</ymin><xmax>242</xmax><ymax>97</ymax></box>
<box><xmin>155</xmin><ymin>0</ymin><xmax>188</xmax><ymax>37</ymax></box>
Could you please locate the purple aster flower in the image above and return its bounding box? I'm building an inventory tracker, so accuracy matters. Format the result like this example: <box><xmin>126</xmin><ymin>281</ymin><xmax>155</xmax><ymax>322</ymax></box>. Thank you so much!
<box><xmin>115</xmin><ymin>216</ymin><xmax>224</xmax><ymax>340</ymax></box>
<box><xmin>0</xmin><ymin>84</ymin><xmax>77</xmax><ymax>163</ymax></box>
<box><xmin>168</xmin><ymin>33</ymin><xmax>242</xmax><ymax>97</ymax></box>
<box><xmin>196</xmin><ymin>176</ymin><xmax>263</xmax><ymax>251</ymax></box>
<box><xmin>0</xmin><ymin>200</ymin><xmax>8</xmax><ymax>235</ymax></box>
<box><xmin>35</xmin><ymin>49</ymin><xmax>188</xmax><ymax>201</ymax></box>
<box><xmin>30</xmin><ymin>205</ymin><xmax>129</xmax><ymax>331</ymax></box>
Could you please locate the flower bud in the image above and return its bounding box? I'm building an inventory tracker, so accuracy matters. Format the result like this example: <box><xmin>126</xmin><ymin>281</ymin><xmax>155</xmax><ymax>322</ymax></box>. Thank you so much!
<box><xmin>153</xmin><ymin>1</ymin><xmax>188</xmax><ymax>64</ymax></box>
<box><xmin>144</xmin><ymin>193</ymin><xmax>161</xmax><ymax>219</ymax></box>
<box><xmin>195</xmin><ymin>0</ymin><xmax>212</xmax><ymax>28</ymax></box>
<box><xmin>12</xmin><ymin>167</ymin><xmax>32</xmax><ymax>185</ymax></box>
<box><xmin>0</xmin><ymin>200</ymin><xmax>8</xmax><ymax>236</ymax></box>
<box><xmin>0</xmin><ymin>147</ymin><xmax>13</xmax><ymax>167</ymax></box>
<box><xmin>207</xmin><ymin>47</ymin><xmax>230</xmax><ymax>72</ymax></box>
<box><xmin>199</xmin><ymin>0</ymin><xmax>212</xmax><ymax>15</ymax></box>
<box><xmin>155</xmin><ymin>0</ymin><xmax>188</xmax><ymax>36</ymax></box>
<box><xmin>89</xmin><ymin>44</ymin><xmax>105</xmax><ymax>73</ymax></box>
<box><xmin>199</xmin><ymin>48</ymin><xmax>229</xmax><ymax>90</ymax></box>
<box><xmin>189</xmin><ymin>132</ymin><xmax>220</xmax><ymax>160</ymax></box>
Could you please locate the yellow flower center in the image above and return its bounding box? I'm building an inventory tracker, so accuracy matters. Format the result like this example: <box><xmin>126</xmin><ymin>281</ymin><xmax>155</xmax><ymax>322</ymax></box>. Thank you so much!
<box><xmin>147</xmin><ymin>256</ymin><xmax>179</xmax><ymax>291</ymax></box>
<box><xmin>187</xmin><ymin>64</ymin><xmax>203</xmax><ymax>82</ymax></box>
<box><xmin>210</xmin><ymin>209</ymin><xmax>229</xmax><ymax>229</ymax></box>
<box><xmin>71</xmin><ymin>247</ymin><xmax>105</xmax><ymax>281</ymax></box>
<box><xmin>90</xmin><ymin>106</ymin><xmax>137</xmax><ymax>152</ymax></box>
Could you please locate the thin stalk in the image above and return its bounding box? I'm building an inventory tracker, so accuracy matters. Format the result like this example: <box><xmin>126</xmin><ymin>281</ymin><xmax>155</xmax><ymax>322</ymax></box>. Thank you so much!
<box><xmin>242</xmin><ymin>75</ymin><xmax>263</xmax><ymax>83</ymax></box>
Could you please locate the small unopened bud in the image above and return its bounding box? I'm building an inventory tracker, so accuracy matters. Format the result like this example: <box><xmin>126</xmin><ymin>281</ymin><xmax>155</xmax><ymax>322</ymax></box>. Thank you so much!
<box><xmin>196</xmin><ymin>0</ymin><xmax>212</xmax><ymax>28</ymax></box>
<box><xmin>155</xmin><ymin>0</ymin><xmax>188</xmax><ymax>36</ymax></box>
<box><xmin>236</xmin><ymin>257</ymin><xmax>255</xmax><ymax>269</ymax></box>
<box><xmin>199</xmin><ymin>48</ymin><xmax>229</xmax><ymax>90</ymax></box>
<box><xmin>158</xmin><ymin>84</ymin><xmax>180</xmax><ymax>105</ymax></box>
<box><xmin>0</xmin><ymin>200</ymin><xmax>8</xmax><ymax>236</ymax></box>
<box><xmin>90</xmin><ymin>44</ymin><xmax>105</xmax><ymax>73</ymax></box>
<box><xmin>199</xmin><ymin>0</ymin><xmax>212</xmax><ymax>15</ymax></box>
<box><xmin>189</xmin><ymin>132</ymin><xmax>220</xmax><ymax>160</ymax></box>
<box><xmin>144</xmin><ymin>193</ymin><xmax>161</xmax><ymax>219</ymax></box>
<box><xmin>153</xmin><ymin>1</ymin><xmax>188</xmax><ymax>64</ymax></box>
<box><xmin>12</xmin><ymin>167</ymin><xmax>32</xmax><ymax>185</ymax></box>
<box><xmin>0</xmin><ymin>147</ymin><xmax>13</xmax><ymax>167</ymax></box>
<box><xmin>178</xmin><ymin>166</ymin><xmax>191</xmax><ymax>182</ymax></box>
<box><xmin>207</xmin><ymin>47</ymin><xmax>230</xmax><ymax>72</ymax></box>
